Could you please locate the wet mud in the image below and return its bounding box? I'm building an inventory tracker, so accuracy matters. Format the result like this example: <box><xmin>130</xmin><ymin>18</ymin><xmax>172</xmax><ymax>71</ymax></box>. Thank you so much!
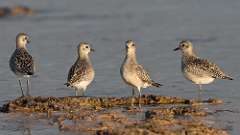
<box><xmin>0</xmin><ymin>95</ymin><xmax>228</xmax><ymax>135</ymax></box>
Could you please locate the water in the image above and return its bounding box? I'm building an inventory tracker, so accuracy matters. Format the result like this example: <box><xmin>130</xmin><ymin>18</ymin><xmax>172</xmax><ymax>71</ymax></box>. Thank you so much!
<box><xmin>0</xmin><ymin>0</ymin><xmax>240</xmax><ymax>134</ymax></box>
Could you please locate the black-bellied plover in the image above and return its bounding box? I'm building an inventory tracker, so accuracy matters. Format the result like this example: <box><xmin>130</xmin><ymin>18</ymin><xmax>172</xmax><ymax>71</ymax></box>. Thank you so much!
<box><xmin>9</xmin><ymin>33</ymin><xmax>35</xmax><ymax>96</ymax></box>
<box><xmin>174</xmin><ymin>40</ymin><xmax>233</xmax><ymax>98</ymax></box>
<box><xmin>65</xmin><ymin>42</ymin><xmax>95</xmax><ymax>96</ymax></box>
<box><xmin>120</xmin><ymin>40</ymin><xmax>162</xmax><ymax>107</ymax></box>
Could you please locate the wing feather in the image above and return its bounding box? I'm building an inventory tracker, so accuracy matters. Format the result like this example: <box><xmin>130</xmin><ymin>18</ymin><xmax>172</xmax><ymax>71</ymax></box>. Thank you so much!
<box><xmin>186</xmin><ymin>57</ymin><xmax>226</xmax><ymax>79</ymax></box>
<box><xmin>67</xmin><ymin>59</ymin><xmax>89</xmax><ymax>85</ymax></box>
<box><xmin>135</xmin><ymin>65</ymin><xmax>152</xmax><ymax>83</ymax></box>
<box><xmin>10</xmin><ymin>48</ymin><xmax>34</xmax><ymax>75</ymax></box>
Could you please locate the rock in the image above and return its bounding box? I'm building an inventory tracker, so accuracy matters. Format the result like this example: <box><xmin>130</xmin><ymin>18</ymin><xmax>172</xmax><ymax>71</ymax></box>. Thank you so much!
<box><xmin>0</xmin><ymin>95</ymin><xmax>228</xmax><ymax>135</ymax></box>
<box><xmin>145</xmin><ymin>106</ymin><xmax>208</xmax><ymax>119</ymax></box>
<box><xmin>0</xmin><ymin>6</ymin><xmax>34</xmax><ymax>18</ymax></box>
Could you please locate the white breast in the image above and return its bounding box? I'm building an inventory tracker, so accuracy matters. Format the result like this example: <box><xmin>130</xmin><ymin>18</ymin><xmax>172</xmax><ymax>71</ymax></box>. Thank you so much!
<box><xmin>183</xmin><ymin>72</ymin><xmax>215</xmax><ymax>85</ymax></box>
<box><xmin>73</xmin><ymin>81</ymin><xmax>92</xmax><ymax>90</ymax></box>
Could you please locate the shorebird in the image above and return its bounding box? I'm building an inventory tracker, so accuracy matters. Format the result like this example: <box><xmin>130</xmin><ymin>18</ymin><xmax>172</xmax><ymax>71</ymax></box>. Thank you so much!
<box><xmin>65</xmin><ymin>42</ymin><xmax>95</xmax><ymax>96</ymax></box>
<box><xmin>9</xmin><ymin>33</ymin><xmax>35</xmax><ymax>96</ymax></box>
<box><xmin>120</xmin><ymin>40</ymin><xmax>162</xmax><ymax>107</ymax></box>
<box><xmin>174</xmin><ymin>40</ymin><xmax>233</xmax><ymax>98</ymax></box>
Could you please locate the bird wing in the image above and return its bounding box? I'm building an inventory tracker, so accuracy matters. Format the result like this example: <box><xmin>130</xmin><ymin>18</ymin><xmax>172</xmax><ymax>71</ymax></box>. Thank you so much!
<box><xmin>11</xmin><ymin>49</ymin><xmax>34</xmax><ymax>75</ymax></box>
<box><xmin>135</xmin><ymin>65</ymin><xmax>152</xmax><ymax>83</ymax></box>
<box><xmin>67</xmin><ymin>60</ymin><xmax>88</xmax><ymax>84</ymax></box>
<box><xmin>187</xmin><ymin>57</ymin><xmax>226</xmax><ymax>79</ymax></box>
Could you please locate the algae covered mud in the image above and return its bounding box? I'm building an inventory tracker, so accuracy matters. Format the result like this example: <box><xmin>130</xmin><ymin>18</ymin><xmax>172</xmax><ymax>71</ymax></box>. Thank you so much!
<box><xmin>0</xmin><ymin>0</ymin><xmax>240</xmax><ymax>134</ymax></box>
<box><xmin>0</xmin><ymin>95</ymin><xmax>228</xmax><ymax>135</ymax></box>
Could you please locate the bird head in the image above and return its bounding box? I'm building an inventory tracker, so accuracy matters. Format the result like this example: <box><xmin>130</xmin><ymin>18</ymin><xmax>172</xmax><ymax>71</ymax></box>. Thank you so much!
<box><xmin>125</xmin><ymin>40</ymin><xmax>136</xmax><ymax>54</ymax></box>
<box><xmin>174</xmin><ymin>40</ymin><xmax>194</xmax><ymax>55</ymax></box>
<box><xmin>78</xmin><ymin>42</ymin><xmax>94</xmax><ymax>57</ymax></box>
<box><xmin>16</xmin><ymin>33</ymin><xmax>30</xmax><ymax>48</ymax></box>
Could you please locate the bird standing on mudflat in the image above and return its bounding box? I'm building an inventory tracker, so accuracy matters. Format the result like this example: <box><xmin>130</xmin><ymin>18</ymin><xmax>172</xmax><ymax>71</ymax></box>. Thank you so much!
<box><xmin>9</xmin><ymin>33</ymin><xmax>35</xmax><ymax>96</ymax></box>
<box><xmin>120</xmin><ymin>40</ymin><xmax>162</xmax><ymax>107</ymax></box>
<box><xmin>65</xmin><ymin>42</ymin><xmax>95</xmax><ymax>96</ymax></box>
<box><xmin>174</xmin><ymin>40</ymin><xmax>233</xmax><ymax>98</ymax></box>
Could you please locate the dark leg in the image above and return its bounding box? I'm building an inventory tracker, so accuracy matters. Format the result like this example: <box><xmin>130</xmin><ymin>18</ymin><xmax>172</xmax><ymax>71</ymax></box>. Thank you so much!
<box><xmin>18</xmin><ymin>80</ymin><xmax>24</xmax><ymax>97</ymax></box>
<box><xmin>131</xmin><ymin>88</ymin><xmax>135</xmax><ymax>107</ymax></box>
<box><xmin>132</xmin><ymin>88</ymin><xmax>135</xmax><ymax>97</ymax></box>
<box><xmin>26</xmin><ymin>79</ymin><xmax>31</xmax><ymax>96</ymax></box>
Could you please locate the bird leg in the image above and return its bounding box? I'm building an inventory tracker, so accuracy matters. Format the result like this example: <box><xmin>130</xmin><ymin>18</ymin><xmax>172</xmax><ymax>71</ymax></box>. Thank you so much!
<box><xmin>26</xmin><ymin>79</ymin><xmax>31</xmax><ymax>96</ymax></box>
<box><xmin>131</xmin><ymin>88</ymin><xmax>135</xmax><ymax>107</ymax></box>
<box><xmin>132</xmin><ymin>88</ymin><xmax>135</xmax><ymax>97</ymax></box>
<box><xmin>197</xmin><ymin>84</ymin><xmax>203</xmax><ymax>102</ymax></box>
<box><xmin>138</xmin><ymin>88</ymin><xmax>142</xmax><ymax>108</ymax></box>
<box><xmin>76</xmin><ymin>89</ymin><xmax>84</xmax><ymax>97</ymax></box>
<box><xmin>18</xmin><ymin>80</ymin><xmax>24</xmax><ymax>97</ymax></box>
<box><xmin>75</xmin><ymin>90</ymin><xmax>78</xmax><ymax>96</ymax></box>
<box><xmin>199</xmin><ymin>84</ymin><xmax>202</xmax><ymax>90</ymax></box>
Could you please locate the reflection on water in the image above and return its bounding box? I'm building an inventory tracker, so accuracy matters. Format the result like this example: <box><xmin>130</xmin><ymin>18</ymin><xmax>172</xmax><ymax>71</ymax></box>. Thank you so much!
<box><xmin>22</xmin><ymin>128</ymin><xmax>31</xmax><ymax>135</ymax></box>
<box><xmin>0</xmin><ymin>0</ymin><xmax>240</xmax><ymax>134</ymax></box>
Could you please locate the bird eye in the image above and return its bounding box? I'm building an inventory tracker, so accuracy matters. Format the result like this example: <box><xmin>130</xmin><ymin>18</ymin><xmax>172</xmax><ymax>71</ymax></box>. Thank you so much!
<box><xmin>85</xmin><ymin>46</ymin><xmax>89</xmax><ymax>48</ymax></box>
<box><xmin>132</xmin><ymin>44</ymin><xmax>135</xmax><ymax>46</ymax></box>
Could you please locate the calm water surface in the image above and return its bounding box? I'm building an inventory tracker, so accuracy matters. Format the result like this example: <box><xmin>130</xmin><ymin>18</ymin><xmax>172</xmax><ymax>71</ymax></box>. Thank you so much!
<box><xmin>0</xmin><ymin>0</ymin><xmax>240</xmax><ymax>134</ymax></box>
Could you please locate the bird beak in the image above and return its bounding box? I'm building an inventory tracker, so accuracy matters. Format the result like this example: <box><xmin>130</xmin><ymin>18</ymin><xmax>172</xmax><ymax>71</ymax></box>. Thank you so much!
<box><xmin>173</xmin><ymin>47</ymin><xmax>180</xmax><ymax>51</ymax></box>
<box><xmin>27</xmin><ymin>39</ymin><xmax>30</xmax><ymax>44</ymax></box>
<box><xmin>90</xmin><ymin>48</ymin><xmax>95</xmax><ymax>52</ymax></box>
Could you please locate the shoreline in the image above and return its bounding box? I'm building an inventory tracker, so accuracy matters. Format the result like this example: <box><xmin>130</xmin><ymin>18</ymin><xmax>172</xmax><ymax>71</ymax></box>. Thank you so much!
<box><xmin>0</xmin><ymin>95</ymin><xmax>228</xmax><ymax>135</ymax></box>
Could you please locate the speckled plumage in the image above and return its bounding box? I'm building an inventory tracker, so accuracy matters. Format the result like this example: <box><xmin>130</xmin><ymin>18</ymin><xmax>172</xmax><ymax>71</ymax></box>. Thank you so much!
<box><xmin>120</xmin><ymin>40</ymin><xmax>162</xmax><ymax>101</ymax></box>
<box><xmin>175</xmin><ymin>40</ymin><xmax>233</xmax><ymax>89</ymax></box>
<box><xmin>66</xmin><ymin>59</ymin><xmax>94</xmax><ymax>87</ymax></box>
<box><xmin>65</xmin><ymin>42</ymin><xmax>95</xmax><ymax>96</ymax></box>
<box><xmin>9</xmin><ymin>48</ymin><xmax>34</xmax><ymax>77</ymax></box>
<box><xmin>9</xmin><ymin>33</ymin><xmax>34</xmax><ymax>96</ymax></box>
<box><xmin>182</xmin><ymin>55</ymin><xmax>231</xmax><ymax>80</ymax></box>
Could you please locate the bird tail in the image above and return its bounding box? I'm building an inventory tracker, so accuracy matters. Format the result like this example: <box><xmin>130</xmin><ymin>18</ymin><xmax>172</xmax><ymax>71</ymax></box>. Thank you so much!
<box><xmin>64</xmin><ymin>82</ymin><xmax>70</xmax><ymax>87</ymax></box>
<box><xmin>222</xmin><ymin>75</ymin><xmax>234</xmax><ymax>80</ymax></box>
<box><xmin>151</xmin><ymin>81</ymin><xmax>163</xmax><ymax>88</ymax></box>
<box><xmin>27</xmin><ymin>72</ymin><xmax>34</xmax><ymax>75</ymax></box>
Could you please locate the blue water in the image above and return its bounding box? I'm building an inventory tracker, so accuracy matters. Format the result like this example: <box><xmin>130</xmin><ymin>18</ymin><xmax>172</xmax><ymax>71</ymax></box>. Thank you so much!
<box><xmin>0</xmin><ymin>0</ymin><xmax>240</xmax><ymax>134</ymax></box>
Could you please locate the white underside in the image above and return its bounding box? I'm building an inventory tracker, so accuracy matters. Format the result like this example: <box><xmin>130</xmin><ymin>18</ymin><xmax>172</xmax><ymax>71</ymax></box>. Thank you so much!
<box><xmin>122</xmin><ymin>72</ymin><xmax>150</xmax><ymax>90</ymax></box>
<box><xmin>184</xmin><ymin>72</ymin><xmax>215</xmax><ymax>84</ymax></box>
<box><xmin>17</xmin><ymin>75</ymin><xmax>31</xmax><ymax>79</ymax></box>
<box><xmin>142</xmin><ymin>83</ymin><xmax>150</xmax><ymax>88</ymax></box>
<box><xmin>72</xmin><ymin>81</ymin><xmax>92</xmax><ymax>90</ymax></box>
